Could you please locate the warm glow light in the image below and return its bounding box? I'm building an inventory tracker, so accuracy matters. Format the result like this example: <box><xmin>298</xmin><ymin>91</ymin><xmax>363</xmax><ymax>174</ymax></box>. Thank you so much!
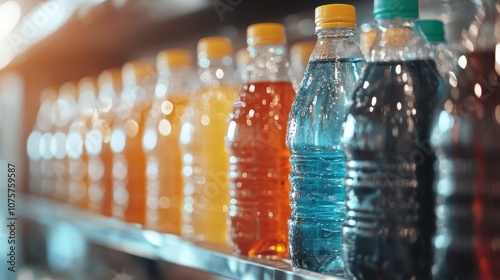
<box><xmin>158</xmin><ymin>119</ymin><xmax>172</xmax><ymax>136</ymax></box>
<box><xmin>0</xmin><ymin>1</ymin><xmax>21</xmax><ymax>38</ymax></box>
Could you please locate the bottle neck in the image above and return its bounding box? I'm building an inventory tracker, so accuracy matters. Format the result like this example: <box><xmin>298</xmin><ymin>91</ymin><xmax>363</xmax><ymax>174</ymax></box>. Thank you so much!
<box><xmin>120</xmin><ymin>75</ymin><xmax>157</xmax><ymax>112</ymax></box>
<box><xmin>97</xmin><ymin>84</ymin><xmax>120</xmax><ymax>114</ymax></box>
<box><xmin>371</xmin><ymin>18</ymin><xmax>433</xmax><ymax>62</ymax></box>
<box><xmin>311</xmin><ymin>27</ymin><xmax>364</xmax><ymax>61</ymax></box>
<box><xmin>245</xmin><ymin>44</ymin><xmax>293</xmax><ymax>84</ymax></box>
<box><xmin>156</xmin><ymin>66</ymin><xmax>195</xmax><ymax>99</ymax></box>
<box><xmin>317</xmin><ymin>27</ymin><xmax>356</xmax><ymax>38</ymax></box>
<box><xmin>464</xmin><ymin>0</ymin><xmax>499</xmax><ymax>52</ymax></box>
<box><xmin>197</xmin><ymin>55</ymin><xmax>235</xmax><ymax>86</ymax></box>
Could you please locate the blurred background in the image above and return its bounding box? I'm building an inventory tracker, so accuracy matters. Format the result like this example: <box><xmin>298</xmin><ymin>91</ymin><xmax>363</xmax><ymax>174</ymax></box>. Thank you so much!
<box><xmin>0</xmin><ymin>0</ymin><xmax>477</xmax><ymax>279</ymax></box>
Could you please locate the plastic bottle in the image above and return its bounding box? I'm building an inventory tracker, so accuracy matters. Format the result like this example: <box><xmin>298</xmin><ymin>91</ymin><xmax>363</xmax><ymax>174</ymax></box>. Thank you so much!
<box><xmin>52</xmin><ymin>82</ymin><xmax>79</xmax><ymax>202</ymax></box>
<box><xmin>226</xmin><ymin>23</ymin><xmax>296</xmax><ymax>257</ymax></box>
<box><xmin>431</xmin><ymin>0</ymin><xmax>500</xmax><ymax>278</ymax></box>
<box><xmin>290</xmin><ymin>41</ymin><xmax>315</xmax><ymax>84</ymax></box>
<box><xmin>287</xmin><ymin>4</ymin><xmax>365</xmax><ymax>274</ymax></box>
<box><xmin>340</xmin><ymin>0</ymin><xmax>443</xmax><ymax>278</ymax></box>
<box><xmin>66</xmin><ymin>76</ymin><xmax>98</xmax><ymax>208</ymax></box>
<box><xmin>27</xmin><ymin>87</ymin><xmax>58</xmax><ymax>196</ymax></box>
<box><xmin>419</xmin><ymin>19</ymin><xmax>456</xmax><ymax>78</ymax></box>
<box><xmin>87</xmin><ymin>68</ymin><xmax>122</xmax><ymax>216</ymax></box>
<box><xmin>111</xmin><ymin>60</ymin><xmax>157</xmax><ymax>224</ymax></box>
<box><xmin>143</xmin><ymin>49</ymin><xmax>195</xmax><ymax>234</ymax></box>
<box><xmin>180</xmin><ymin>37</ymin><xmax>237</xmax><ymax>245</ymax></box>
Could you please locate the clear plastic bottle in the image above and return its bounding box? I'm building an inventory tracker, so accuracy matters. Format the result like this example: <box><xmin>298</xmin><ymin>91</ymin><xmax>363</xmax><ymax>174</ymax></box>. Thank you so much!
<box><xmin>27</xmin><ymin>87</ymin><xmax>58</xmax><ymax>196</ymax></box>
<box><xmin>143</xmin><ymin>49</ymin><xmax>195</xmax><ymax>234</ymax></box>
<box><xmin>340</xmin><ymin>0</ymin><xmax>444</xmax><ymax>278</ymax></box>
<box><xmin>290</xmin><ymin>41</ymin><xmax>315</xmax><ymax>85</ymax></box>
<box><xmin>87</xmin><ymin>68</ymin><xmax>122</xmax><ymax>216</ymax></box>
<box><xmin>52</xmin><ymin>82</ymin><xmax>79</xmax><ymax>202</ymax></box>
<box><xmin>287</xmin><ymin>4</ymin><xmax>365</xmax><ymax>274</ymax></box>
<box><xmin>226</xmin><ymin>23</ymin><xmax>296</xmax><ymax>257</ymax></box>
<box><xmin>431</xmin><ymin>0</ymin><xmax>500</xmax><ymax>278</ymax></box>
<box><xmin>111</xmin><ymin>60</ymin><xmax>157</xmax><ymax>224</ymax></box>
<box><xmin>180</xmin><ymin>37</ymin><xmax>237</xmax><ymax>245</ymax></box>
<box><xmin>419</xmin><ymin>19</ymin><xmax>456</xmax><ymax>78</ymax></box>
<box><xmin>66</xmin><ymin>76</ymin><xmax>98</xmax><ymax>208</ymax></box>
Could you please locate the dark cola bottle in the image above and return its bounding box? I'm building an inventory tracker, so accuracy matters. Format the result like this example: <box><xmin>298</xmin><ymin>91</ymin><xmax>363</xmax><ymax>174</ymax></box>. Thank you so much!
<box><xmin>340</xmin><ymin>0</ymin><xmax>444</xmax><ymax>278</ymax></box>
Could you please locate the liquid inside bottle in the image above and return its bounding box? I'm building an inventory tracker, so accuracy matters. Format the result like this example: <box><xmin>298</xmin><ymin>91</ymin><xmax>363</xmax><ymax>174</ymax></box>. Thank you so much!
<box><xmin>67</xmin><ymin>76</ymin><xmax>98</xmax><ymax>208</ymax></box>
<box><xmin>431</xmin><ymin>0</ymin><xmax>500</xmax><ymax>278</ymax></box>
<box><xmin>111</xmin><ymin>61</ymin><xmax>157</xmax><ymax>224</ymax></box>
<box><xmin>340</xmin><ymin>1</ymin><xmax>443</xmax><ymax>278</ymax></box>
<box><xmin>144</xmin><ymin>49</ymin><xmax>194</xmax><ymax>234</ymax></box>
<box><xmin>287</xmin><ymin>4</ymin><xmax>365</xmax><ymax>275</ymax></box>
<box><xmin>180</xmin><ymin>37</ymin><xmax>236</xmax><ymax>245</ymax></box>
<box><xmin>342</xmin><ymin>61</ymin><xmax>441</xmax><ymax>279</ymax></box>
<box><xmin>226</xmin><ymin>23</ymin><xmax>295</xmax><ymax>257</ymax></box>
<box><xmin>87</xmin><ymin>68</ymin><xmax>122</xmax><ymax>216</ymax></box>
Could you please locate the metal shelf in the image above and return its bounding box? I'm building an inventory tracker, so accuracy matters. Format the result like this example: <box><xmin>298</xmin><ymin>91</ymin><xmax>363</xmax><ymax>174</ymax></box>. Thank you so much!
<box><xmin>18</xmin><ymin>195</ymin><xmax>345</xmax><ymax>280</ymax></box>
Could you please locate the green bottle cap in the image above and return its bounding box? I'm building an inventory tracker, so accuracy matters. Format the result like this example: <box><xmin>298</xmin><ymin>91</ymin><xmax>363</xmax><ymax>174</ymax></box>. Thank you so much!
<box><xmin>419</xmin><ymin>20</ymin><xmax>446</xmax><ymax>43</ymax></box>
<box><xmin>374</xmin><ymin>0</ymin><xmax>419</xmax><ymax>20</ymax></box>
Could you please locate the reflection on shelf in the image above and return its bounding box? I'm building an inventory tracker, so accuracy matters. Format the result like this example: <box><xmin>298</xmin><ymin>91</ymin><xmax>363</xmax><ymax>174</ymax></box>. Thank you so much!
<box><xmin>18</xmin><ymin>195</ymin><xmax>345</xmax><ymax>280</ymax></box>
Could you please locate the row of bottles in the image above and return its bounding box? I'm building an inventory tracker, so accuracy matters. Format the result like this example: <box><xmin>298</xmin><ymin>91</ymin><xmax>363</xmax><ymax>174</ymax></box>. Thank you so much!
<box><xmin>27</xmin><ymin>23</ymin><xmax>294</xmax><ymax>255</ymax></box>
<box><xmin>26</xmin><ymin>0</ymin><xmax>500</xmax><ymax>279</ymax></box>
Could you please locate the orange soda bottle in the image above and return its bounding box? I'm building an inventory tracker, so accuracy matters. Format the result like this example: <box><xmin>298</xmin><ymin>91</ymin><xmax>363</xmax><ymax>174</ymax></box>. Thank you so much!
<box><xmin>110</xmin><ymin>60</ymin><xmax>156</xmax><ymax>224</ymax></box>
<box><xmin>180</xmin><ymin>37</ymin><xmax>237</xmax><ymax>245</ymax></box>
<box><xmin>226</xmin><ymin>23</ymin><xmax>296</xmax><ymax>256</ymax></box>
<box><xmin>66</xmin><ymin>76</ymin><xmax>98</xmax><ymax>208</ymax></box>
<box><xmin>143</xmin><ymin>49</ymin><xmax>195</xmax><ymax>234</ymax></box>
<box><xmin>86</xmin><ymin>68</ymin><xmax>122</xmax><ymax>215</ymax></box>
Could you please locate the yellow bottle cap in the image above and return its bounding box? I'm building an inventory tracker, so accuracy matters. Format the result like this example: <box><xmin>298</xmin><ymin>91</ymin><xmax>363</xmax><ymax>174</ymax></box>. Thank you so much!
<box><xmin>157</xmin><ymin>49</ymin><xmax>193</xmax><ymax>69</ymax></box>
<box><xmin>291</xmin><ymin>42</ymin><xmax>315</xmax><ymax>66</ymax></box>
<box><xmin>98</xmin><ymin>68</ymin><xmax>123</xmax><ymax>93</ymax></box>
<box><xmin>247</xmin><ymin>23</ymin><xmax>286</xmax><ymax>46</ymax></box>
<box><xmin>197</xmin><ymin>36</ymin><xmax>233</xmax><ymax>58</ymax></box>
<box><xmin>122</xmin><ymin>60</ymin><xmax>156</xmax><ymax>85</ymax></box>
<box><xmin>235</xmin><ymin>48</ymin><xmax>250</xmax><ymax>69</ymax></box>
<box><xmin>315</xmin><ymin>4</ymin><xmax>357</xmax><ymax>30</ymax></box>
